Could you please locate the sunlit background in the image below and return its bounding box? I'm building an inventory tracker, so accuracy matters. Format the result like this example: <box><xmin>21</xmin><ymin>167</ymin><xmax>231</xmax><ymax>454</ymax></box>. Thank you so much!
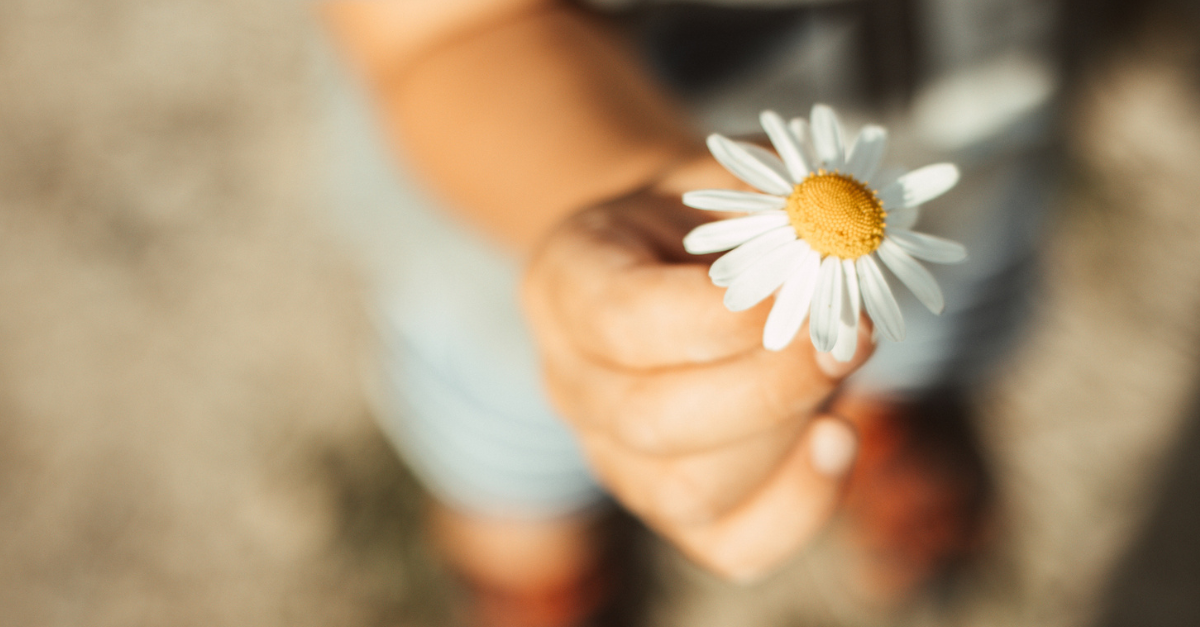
<box><xmin>2</xmin><ymin>1</ymin><xmax>1200</xmax><ymax>625</ymax></box>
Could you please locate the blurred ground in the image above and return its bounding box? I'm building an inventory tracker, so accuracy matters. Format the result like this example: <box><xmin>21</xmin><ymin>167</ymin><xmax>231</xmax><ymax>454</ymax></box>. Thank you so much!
<box><xmin>1</xmin><ymin>2</ymin><xmax>1200</xmax><ymax>627</ymax></box>
<box><xmin>0</xmin><ymin>2</ymin><xmax>455</xmax><ymax>625</ymax></box>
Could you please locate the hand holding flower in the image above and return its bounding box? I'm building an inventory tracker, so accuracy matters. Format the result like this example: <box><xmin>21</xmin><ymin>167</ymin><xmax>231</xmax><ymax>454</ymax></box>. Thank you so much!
<box><xmin>523</xmin><ymin>182</ymin><xmax>869</xmax><ymax>580</ymax></box>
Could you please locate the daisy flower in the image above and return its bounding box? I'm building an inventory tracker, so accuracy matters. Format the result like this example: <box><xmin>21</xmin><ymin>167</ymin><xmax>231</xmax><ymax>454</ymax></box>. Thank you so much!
<box><xmin>682</xmin><ymin>104</ymin><xmax>967</xmax><ymax>362</ymax></box>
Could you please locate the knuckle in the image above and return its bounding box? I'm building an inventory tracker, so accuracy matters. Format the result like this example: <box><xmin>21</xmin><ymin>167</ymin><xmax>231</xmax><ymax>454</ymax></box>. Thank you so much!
<box><xmin>587</xmin><ymin>300</ymin><xmax>658</xmax><ymax>369</ymax></box>
<box><xmin>592</xmin><ymin>307</ymin><xmax>638</xmax><ymax>364</ymax></box>
<box><xmin>653</xmin><ymin>470</ymin><xmax>721</xmax><ymax>526</ymax></box>
<box><xmin>612</xmin><ymin>390</ymin><xmax>691</xmax><ymax>455</ymax></box>
<box><xmin>762</xmin><ymin>359</ymin><xmax>834</xmax><ymax>419</ymax></box>
<box><xmin>613</xmin><ymin>409</ymin><xmax>668</xmax><ymax>454</ymax></box>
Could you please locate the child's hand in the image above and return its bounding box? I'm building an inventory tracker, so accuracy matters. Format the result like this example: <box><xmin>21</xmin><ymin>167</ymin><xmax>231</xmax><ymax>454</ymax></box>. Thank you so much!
<box><xmin>523</xmin><ymin>189</ymin><xmax>873</xmax><ymax>581</ymax></box>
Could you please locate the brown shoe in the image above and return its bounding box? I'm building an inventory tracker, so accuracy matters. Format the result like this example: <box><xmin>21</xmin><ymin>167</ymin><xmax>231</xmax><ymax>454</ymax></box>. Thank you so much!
<box><xmin>439</xmin><ymin>507</ymin><xmax>649</xmax><ymax>627</ymax></box>
<box><xmin>464</xmin><ymin>565</ymin><xmax>613</xmax><ymax>627</ymax></box>
<box><xmin>833</xmin><ymin>389</ymin><xmax>993</xmax><ymax>604</ymax></box>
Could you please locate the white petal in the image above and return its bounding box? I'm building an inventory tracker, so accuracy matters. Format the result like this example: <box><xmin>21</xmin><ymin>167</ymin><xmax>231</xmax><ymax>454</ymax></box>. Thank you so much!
<box><xmin>760</xmin><ymin>110</ymin><xmax>809</xmax><ymax>182</ymax></box>
<box><xmin>736</xmin><ymin>142</ymin><xmax>794</xmax><ymax>190</ymax></box>
<box><xmin>844</xmin><ymin>125</ymin><xmax>887</xmax><ymax>183</ymax></box>
<box><xmin>788</xmin><ymin>117</ymin><xmax>820</xmax><ymax>172</ymax></box>
<box><xmin>880</xmin><ymin>163</ymin><xmax>960</xmax><ymax>208</ymax></box>
<box><xmin>877</xmin><ymin>238</ymin><xmax>945</xmax><ymax>314</ymax></box>
<box><xmin>841</xmin><ymin>259</ymin><xmax>861</xmax><ymax>324</ymax></box>
<box><xmin>710</xmin><ymin>226</ymin><xmax>798</xmax><ymax>287</ymax></box>
<box><xmin>869</xmin><ymin>165</ymin><xmax>905</xmax><ymax>192</ymax></box>
<box><xmin>706</xmin><ymin>134</ymin><xmax>793</xmax><ymax>196</ymax></box>
<box><xmin>682</xmin><ymin>189</ymin><xmax>787</xmax><ymax>212</ymax></box>
<box><xmin>808</xmin><ymin>255</ymin><xmax>843</xmax><ymax>352</ymax></box>
<box><xmin>856</xmin><ymin>255</ymin><xmax>905</xmax><ymax>342</ymax></box>
<box><xmin>885</xmin><ymin>206</ymin><xmax>919</xmax><ymax>230</ymax></box>
<box><xmin>723</xmin><ymin>240</ymin><xmax>809</xmax><ymax>311</ymax></box>
<box><xmin>762</xmin><ymin>249</ymin><xmax>820</xmax><ymax>351</ymax></box>
<box><xmin>683</xmin><ymin>212</ymin><xmax>790</xmax><ymax>254</ymax></box>
<box><xmin>831</xmin><ymin>259</ymin><xmax>862</xmax><ymax>362</ymax></box>
<box><xmin>831</xmin><ymin>323</ymin><xmax>857</xmax><ymax>361</ymax></box>
<box><xmin>887</xmin><ymin>229</ymin><xmax>967</xmax><ymax>264</ymax></box>
<box><xmin>877</xmin><ymin>183</ymin><xmax>904</xmax><ymax>210</ymax></box>
<box><xmin>788</xmin><ymin>117</ymin><xmax>808</xmax><ymax>142</ymax></box>
<box><xmin>810</xmin><ymin>104</ymin><xmax>845</xmax><ymax>170</ymax></box>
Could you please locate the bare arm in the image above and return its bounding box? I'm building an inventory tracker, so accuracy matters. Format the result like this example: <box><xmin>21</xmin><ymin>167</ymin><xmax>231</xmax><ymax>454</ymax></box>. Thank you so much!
<box><xmin>321</xmin><ymin>0</ymin><xmax>700</xmax><ymax>253</ymax></box>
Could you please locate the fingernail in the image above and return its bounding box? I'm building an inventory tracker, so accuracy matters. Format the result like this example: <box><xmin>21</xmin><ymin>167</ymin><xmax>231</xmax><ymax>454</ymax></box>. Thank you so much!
<box><xmin>815</xmin><ymin>327</ymin><xmax>876</xmax><ymax>377</ymax></box>
<box><xmin>810</xmin><ymin>419</ymin><xmax>857</xmax><ymax>477</ymax></box>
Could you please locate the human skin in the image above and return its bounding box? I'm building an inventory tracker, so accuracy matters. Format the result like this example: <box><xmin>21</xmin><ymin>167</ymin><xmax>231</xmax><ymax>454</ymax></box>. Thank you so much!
<box><xmin>322</xmin><ymin>0</ymin><xmax>866</xmax><ymax>580</ymax></box>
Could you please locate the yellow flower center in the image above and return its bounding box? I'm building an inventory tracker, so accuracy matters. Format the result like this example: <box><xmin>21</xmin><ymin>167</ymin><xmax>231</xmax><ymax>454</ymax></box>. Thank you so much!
<box><xmin>785</xmin><ymin>170</ymin><xmax>886</xmax><ymax>259</ymax></box>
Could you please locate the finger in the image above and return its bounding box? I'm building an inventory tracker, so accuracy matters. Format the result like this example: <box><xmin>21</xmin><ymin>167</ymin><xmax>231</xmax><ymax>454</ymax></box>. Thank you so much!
<box><xmin>540</xmin><ymin>314</ymin><xmax>874</xmax><ymax>455</ymax></box>
<box><xmin>667</xmin><ymin>415</ymin><xmax>858</xmax><ymax>581</ymax></box>
<box><xmin>526</xmin><ymin>195</ymin><xmax>770</xmax><ymax>369</ymax></box>
<box><xmin>578</xmin><ymin>416</ymin><xmax>808</xmax><ymax>528</ymax></box>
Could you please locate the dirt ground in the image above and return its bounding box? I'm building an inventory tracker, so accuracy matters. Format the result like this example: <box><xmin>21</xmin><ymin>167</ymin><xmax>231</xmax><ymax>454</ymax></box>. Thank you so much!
<box><xmin>2</xmin><ymin>2</ymin><xmax>1200</xmax><ymax>626</ymax></box>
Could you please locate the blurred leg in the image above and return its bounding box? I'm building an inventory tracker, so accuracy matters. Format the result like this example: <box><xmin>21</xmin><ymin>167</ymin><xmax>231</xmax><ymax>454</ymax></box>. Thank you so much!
<box><xmin>430</xmin><ymin>503</ymin><xmax>616</xmax><ymax>627</ymax></box>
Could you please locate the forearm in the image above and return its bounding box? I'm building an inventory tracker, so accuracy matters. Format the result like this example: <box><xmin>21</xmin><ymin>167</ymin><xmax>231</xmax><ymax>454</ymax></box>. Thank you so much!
<box><xmin>322</xmin><ymin>1</ymin><xmax>700</xmax><ymax>254</ymax></box>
